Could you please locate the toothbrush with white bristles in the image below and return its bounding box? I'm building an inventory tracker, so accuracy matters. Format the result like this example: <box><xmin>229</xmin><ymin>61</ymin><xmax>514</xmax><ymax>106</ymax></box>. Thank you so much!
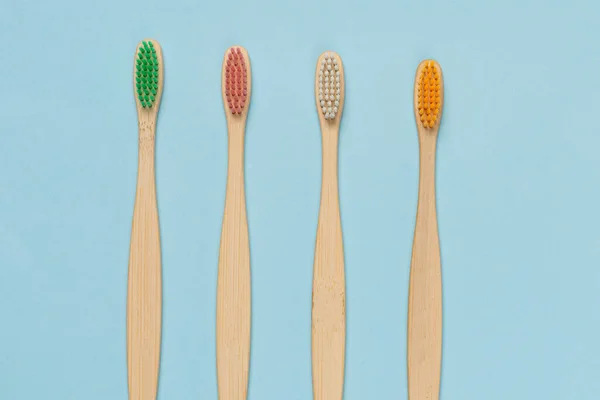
<box><xmin>311</xmin><ymin>51</ymin><xmax>346</xmax><ymax>400</ymax></box>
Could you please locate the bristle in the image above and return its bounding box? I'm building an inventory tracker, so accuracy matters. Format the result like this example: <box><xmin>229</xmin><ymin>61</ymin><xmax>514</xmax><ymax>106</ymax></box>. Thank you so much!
<box><xmin>318</xmin><ymin>52</ymin><xmax>341</xmax><ymax>121</ymax></box>
<box><xmin>225</xmin><ymin>47</ymin><xmax>248</xmax><ymax>115</ymax></box>
<box><xmin>135</xmin><ymin>41</ymin><xmax>159</xmax><ymax>109</ymax></box>
<box><xmin>417</xmin><ymin>60</ymin><xmax>441</xmax><ymax>129</ymax></box>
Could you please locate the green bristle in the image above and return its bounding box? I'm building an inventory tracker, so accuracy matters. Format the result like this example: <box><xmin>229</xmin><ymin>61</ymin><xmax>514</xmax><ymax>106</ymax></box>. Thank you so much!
<box><xmin>135</xmin><ymin>40</ymin><xmax>159</xmax><ymax>108</ymax></box>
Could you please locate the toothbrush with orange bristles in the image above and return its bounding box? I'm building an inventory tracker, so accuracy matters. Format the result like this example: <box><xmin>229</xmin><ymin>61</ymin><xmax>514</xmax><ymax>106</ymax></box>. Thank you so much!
<box><xmin>407</xmin><ymin>59</ymin><xmax>444</xmax><ymax>400</ymax></box>
<box><xmin>311</xmin><ymin>51</ymin><xmax>346</xmax><ymax>400</ymax></box>
<box><xmin>216</xmin><ymin>46</ymin><xmax>252</xmax><ymax>400</ymax></box>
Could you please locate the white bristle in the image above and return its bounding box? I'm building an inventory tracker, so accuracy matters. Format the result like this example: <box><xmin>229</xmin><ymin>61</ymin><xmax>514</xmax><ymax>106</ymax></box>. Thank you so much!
<box><xmin>317</xmin><ymin>52</ymin><xmax>342</xmax><ymax>121</ymax></box>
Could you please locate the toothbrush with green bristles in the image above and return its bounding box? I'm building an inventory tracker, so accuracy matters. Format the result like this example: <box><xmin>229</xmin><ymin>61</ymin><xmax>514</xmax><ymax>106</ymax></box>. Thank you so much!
<box><xmin>127</xmin><ymin>39</ymin><xmax>164</xmax><ymax>400</ymax></box>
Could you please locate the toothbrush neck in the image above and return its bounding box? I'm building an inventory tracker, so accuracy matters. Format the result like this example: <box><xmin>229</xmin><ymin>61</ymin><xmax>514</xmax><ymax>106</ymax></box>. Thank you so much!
<box><xmin>417</xmin><ymin>133</ymin><xmax>438</xmax><ymax>204</ymax></box>
<box><xmin>137</xmin><ymin>115</ymin><xmax>157</xmax><ymax>164</ymax></box>
<box><xmin>321</xmin><ymin>129</ymin><xmax>340</xmax><ymax>183</ymax></box>
<box><xmin>418</xmin><ymin>133</ymin><xmax>438</xmax><ymax>170</ymax></box>
<box><xmin>226</xmin><ymin>125</ymin><xmax>246</xmax><ymax>175</ymax></box>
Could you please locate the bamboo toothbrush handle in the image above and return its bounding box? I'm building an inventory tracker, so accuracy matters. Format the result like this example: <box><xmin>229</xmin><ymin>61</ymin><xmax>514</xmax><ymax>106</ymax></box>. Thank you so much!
<box><xmin>217</xmin><ymin>129</ymin><xmax>251</xmax><ymax>400</ymax></box>
<box><xmin>127</xmin><ymin>118</ymin><xmax>162</xmax><ymax>400</ymax></box>
<box><xmin>407</xmin><ymin>134</ymin><xmax>442</xmax><ymax>400</ymax></box>
<box><xmin>312</xmin><ymin>132</ymin><xmax>346</xmax><ymax>400</ymax></box>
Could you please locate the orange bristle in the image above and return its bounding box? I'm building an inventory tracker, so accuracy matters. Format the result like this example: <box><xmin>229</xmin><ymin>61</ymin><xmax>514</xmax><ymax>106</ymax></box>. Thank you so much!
<box><xmin>417</xmin><ymin>60</ymin><xmax>441</xmax><ymax>129</ymax></box>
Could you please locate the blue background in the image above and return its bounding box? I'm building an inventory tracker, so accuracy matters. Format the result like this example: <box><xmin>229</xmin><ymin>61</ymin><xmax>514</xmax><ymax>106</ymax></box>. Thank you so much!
<box><xmin>1</xmin><ymin>0</ymin><xmax>599</xmax><ymax>398</ymax></box>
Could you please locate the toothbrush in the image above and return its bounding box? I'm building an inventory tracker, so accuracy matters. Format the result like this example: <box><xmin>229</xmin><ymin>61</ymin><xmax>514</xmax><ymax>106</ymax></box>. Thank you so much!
<box><xmin>312</xmin><ymin>51</ymin><xmax>346</xmax><ymax>400</ymax></box>
<box><xmin>127</xmin><ymin>39</ymin><xmax>164</xmax><ymax>400</ymax></box>
<box><xmin>407</xmin><ymin>60</ymin><xmax>444</xmax><ymax>400</ymax></box>
<box><xmin>216</xmin><ymin>46</ymin><xmax>252</xmax><ymax>400</ymax></box>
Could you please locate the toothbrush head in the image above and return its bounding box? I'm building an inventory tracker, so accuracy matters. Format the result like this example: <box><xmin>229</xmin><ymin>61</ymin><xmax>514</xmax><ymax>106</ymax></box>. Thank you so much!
<box><xmin>134</xmin><ymin>40</ymin><xmax>163</xmax><ymax>110</ymax></box>
<box><xmin>223</xmin><ymin>47</ymin><xmax>250</xmax><ymax>116</ymax></box>
<box><xmin>316</xmin><ymin>51</ymin><xmax>344</xmax><ymax>122</ymax></box>
<box><xmin>415</xmin><ymin>60</ymin><xmax>443</xmax><ymax>130</ymax></box>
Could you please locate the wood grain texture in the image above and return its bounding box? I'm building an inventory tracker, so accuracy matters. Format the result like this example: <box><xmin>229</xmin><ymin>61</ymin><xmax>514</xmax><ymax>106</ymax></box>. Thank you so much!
<box><xmin>127</xmin><ymin>39</ymin><xmax>164</xmax><ymax>400</ymax></box>
<box><xmin>216</xmin><ymin>45</ymin><xmax>252</xmax><ymax>400</ymax></box>
<box><xmin>312</xmin><ymin>51</ymin><xmax>346</xmax><ymax>400</ymax></box>
<box><xmin>407</xmin><ymin>59</ymin><xmax>444</xmax><ymax>400</ymax></box>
